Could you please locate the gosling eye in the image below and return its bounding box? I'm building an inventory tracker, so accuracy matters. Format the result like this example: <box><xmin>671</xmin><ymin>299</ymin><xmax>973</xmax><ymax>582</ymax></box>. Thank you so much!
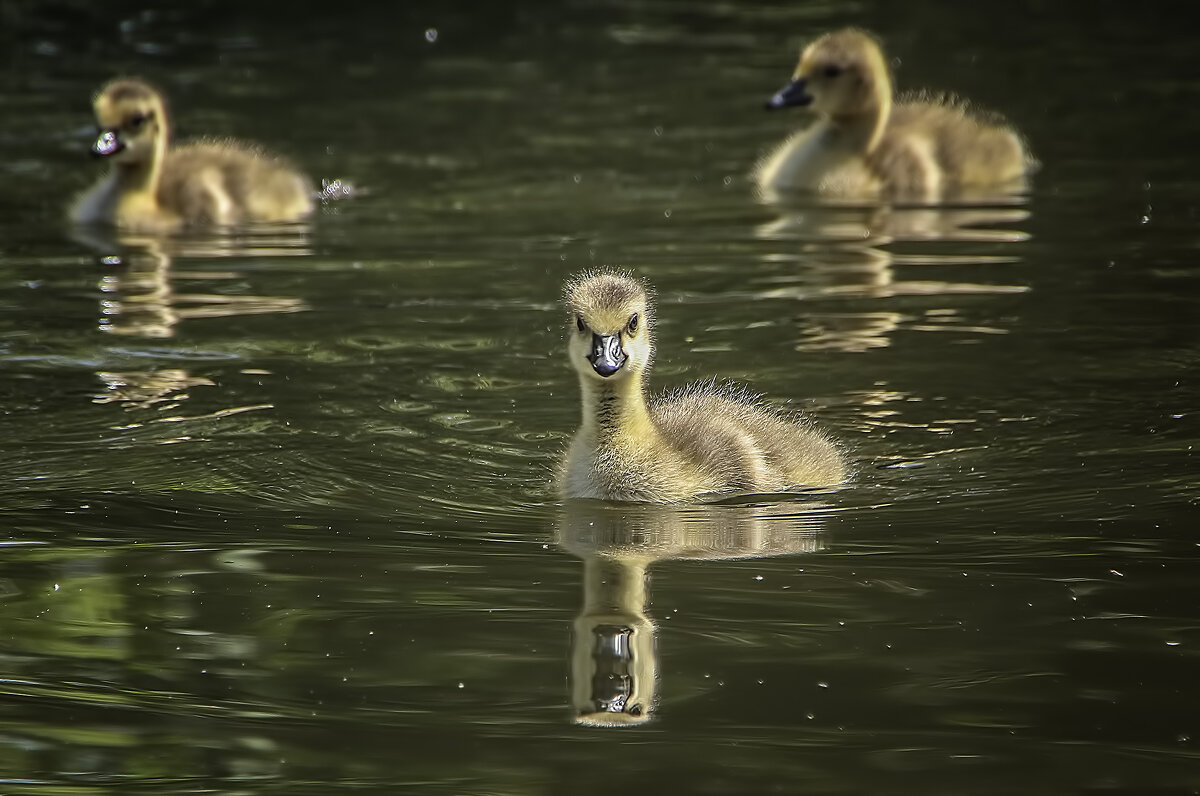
<box><xmin>628</xmin><ymin>703</ymin><xmax>643</xmax><ymax>717</ymax></box>
<box><xmin>626</xmin><ymin>313</ymin><xmax>639</xmax><ymax>335</ymax></box>
<box><xmin>822</xmin><ymin>64</ymin><xmax>842</xmax><ymax>79</ymax></box>
<box><xmin>126</xmin><ymin>112</ymin><xmax>150</xmax><ymax>131</ymax></box>
<box><xmin>576</xmin><ymin>315</ymin><xmax>586</xmax><ymax>333</ymax></box>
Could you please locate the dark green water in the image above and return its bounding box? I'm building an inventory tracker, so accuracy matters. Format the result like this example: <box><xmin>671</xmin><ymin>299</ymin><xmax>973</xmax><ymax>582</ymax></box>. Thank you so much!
<box><xmin>2</xmin><ymin>1</ymin><xmax>1197</xmax><ymax>793</ymax></box>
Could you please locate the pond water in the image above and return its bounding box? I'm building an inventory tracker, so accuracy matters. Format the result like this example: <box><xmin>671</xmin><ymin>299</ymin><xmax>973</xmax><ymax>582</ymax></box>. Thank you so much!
<box><xmin>1</xmin><ymin>1</ymin><xmax>1197</xmax><ymax>793</ymax></box>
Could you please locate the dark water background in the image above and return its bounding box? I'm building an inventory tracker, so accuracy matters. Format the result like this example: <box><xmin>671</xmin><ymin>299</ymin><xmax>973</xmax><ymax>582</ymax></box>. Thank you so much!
<box><xmin>1</xmin><ymin>1</ymin><xmax>1197</xmax><ymax>793</ymax></box>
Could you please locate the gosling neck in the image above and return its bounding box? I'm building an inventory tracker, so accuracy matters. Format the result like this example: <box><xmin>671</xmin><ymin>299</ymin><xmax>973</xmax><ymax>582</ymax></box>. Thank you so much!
<box><xmin>576</xmin><ymin>364</ymin><xmax>654</xmax><ymax>443</ymax></box>
<box><xmin>829</xmin><ymin>78</ymin><xmax>892</xmax><ymax>153</ymax></box>
<box><xmin>114</xmin><ymin>134</ymin><xmax>168</xmax><ymax>201</ymax></box>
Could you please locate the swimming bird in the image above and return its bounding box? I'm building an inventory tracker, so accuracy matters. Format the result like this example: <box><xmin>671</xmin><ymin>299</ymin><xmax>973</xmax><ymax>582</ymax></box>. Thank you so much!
<box><xmin>560</xmin><ymin>270</ymin><xmax>847</xmax><ymax>502</ymax></box>
<box><xmin>756</xmin><ymin>28</ymin><xmax>1034</xmax><ymax>201</ymax></box>
<box><xmin>70</xmin><ymin>78</ymin><xmax>314</xmax><ymax>232</ymax></box>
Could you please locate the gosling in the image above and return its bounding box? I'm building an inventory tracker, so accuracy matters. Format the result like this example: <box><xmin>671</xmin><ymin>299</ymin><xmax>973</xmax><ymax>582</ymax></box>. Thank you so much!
<box><xmin>70</xmin><ymin>78</ymin><xmax>313</xmax><ymax>232</ymax></box>
<box><xmin>560</xmin><ymin>270</ymin><xmax>847</xmax><ymax>503</ymax></box>
<box><xmin>756</xmin><ymin>28</ymin><xmax>1034</xmax><ymax>201</ymax></box>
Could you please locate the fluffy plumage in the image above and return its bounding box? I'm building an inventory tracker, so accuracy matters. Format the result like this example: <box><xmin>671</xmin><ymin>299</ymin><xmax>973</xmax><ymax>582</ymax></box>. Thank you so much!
<box><xmin>757</xmin><ymin>28</ymin><xmax>1035</xmax><ymax>201</ymax></box>
<box><xmin>560</xmin><ymin>270</ymin><xmax>847</xmax><ymax>502</ymax></box>
<box><xmin>70</xmin><ymin>78</ymin><xmax>313</xmax><ymax>232</ymax></box>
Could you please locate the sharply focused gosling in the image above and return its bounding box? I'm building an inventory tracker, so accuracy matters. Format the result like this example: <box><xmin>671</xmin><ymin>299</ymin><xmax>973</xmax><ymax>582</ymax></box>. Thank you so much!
<box><xmin>70</xmin><ymin>78</ymin><xmax>313</xmax><ymax>232</ymax></box>
<box><xmin>560</xmin><ymin>271</ymin><xmax>847</xmax><ymax>503</ymax></box>
<box><xmin>757</xmin><ymin>28</ymin><xmax>1034</xmax><ymax>201</ymax></box>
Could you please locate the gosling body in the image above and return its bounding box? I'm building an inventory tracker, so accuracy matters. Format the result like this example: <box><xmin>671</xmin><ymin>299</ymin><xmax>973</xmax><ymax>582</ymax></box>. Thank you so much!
<box><xmin>70</xmin><ymin>78</ymin><xmax>313</xmax><ymax>232</ymax></box>
<box><xmin>560</xmin><ymin>271</ymin><xmax>846</xmax><ymax>503</ymax></box>
<box><xmin>757</xmin><ymin>28</ymin><xmax>1034</xmax><ymax>202</ymax></box>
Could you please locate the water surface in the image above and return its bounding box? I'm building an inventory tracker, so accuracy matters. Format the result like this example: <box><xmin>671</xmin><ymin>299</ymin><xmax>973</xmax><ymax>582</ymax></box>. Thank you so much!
<box><xmin>1</xmin><ymin>1</ymin><xmax>1197</xmax><ymax>793</ymax></box>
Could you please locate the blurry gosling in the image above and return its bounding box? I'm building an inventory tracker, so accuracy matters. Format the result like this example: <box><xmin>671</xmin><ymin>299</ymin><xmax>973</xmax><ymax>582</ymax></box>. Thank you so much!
<box><xmin>757</xmin><ymin>28</ymin><xmax>1034</xmax><ymax>201</ymax></box>
<box><xmin>70</xmin><ymin>78</ymin><xmax>313</xmax><ymax>232</ymax></box>
<box><xmin>560</xmin><ymin>270</ymin><xmax>847</xmax><ymax>503</ymax></box>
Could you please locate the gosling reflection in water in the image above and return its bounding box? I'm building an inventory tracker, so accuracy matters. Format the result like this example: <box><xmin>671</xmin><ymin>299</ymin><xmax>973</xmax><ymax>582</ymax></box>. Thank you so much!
<box><xmin>74</xmin><ymin>232</ymin><xmax>310</xmax><ymax>339</ymax></box>
<box><xmin>96</xmin><ymin>248</ymin><xmax>308</xmax><ymax>339</ymax></box>
<box><xmin>93</xmin><ymin>369</ymin><xmax>214</xmax><ymax>410</ymax></box>
<box><xmin>753</xmin><ymin>201</ymin><xmax>1032</xmax><ymax>353</ymax></box>
<box><xmin>559</xmin><ymin>498</ymin><xmax>829</xmax><ymax>727</ymax></box>
<box><xmin>73</xmin><ymin>231</ymin><xmax>309</xmax><ymax>417</ymax></box>
<box><xmin>573</xmin><ymin>554</ymin><xmax>654</xmax><ymax>726</ymax></box>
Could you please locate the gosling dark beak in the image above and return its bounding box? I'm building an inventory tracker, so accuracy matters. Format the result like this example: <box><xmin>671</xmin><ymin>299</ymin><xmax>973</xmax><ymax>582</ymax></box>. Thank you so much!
<box><xmin>588</xmin><ymin>333</ymin><xmax>626</xmax><ymax>377</ymax></box>
<box><xmin>765</xmin><ymin>78</ymin><xmax>812</xmax><ymax>110</ymax></box>
<box><xmin>92</xmin><ymin>129</ymin><xmax>125</xmax><ymax>158</ymax></box>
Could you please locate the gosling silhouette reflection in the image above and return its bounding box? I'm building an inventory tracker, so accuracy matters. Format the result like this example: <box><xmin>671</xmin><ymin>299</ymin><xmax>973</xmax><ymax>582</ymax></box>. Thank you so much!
<box><xmin>93</xmin><ymin>369</ymin><xmax>215</xmax><ymax>410</ymax></box>
<box><xmin>753</xmin><ymin>200</ymin><xmax>1031</xmax><ymax>352</ymax></box>
<box><xmin>71</xmin><ymin>227</ymin><xmax>310</xmax><ymax>339</ymax></box>
<box><xmin>558</xmin><ymin>498</ymin><xmax>830</xmax><ymax>727</ymax></box>
<box><xmin>756</xmin><ymin>200</ymin><xmax>1030</xmax><ymax>247</ymax></box>
<box><xmin>72</xmin><ymin>226</ymin><xmax>309</xmax><ymax>419</ymax></box>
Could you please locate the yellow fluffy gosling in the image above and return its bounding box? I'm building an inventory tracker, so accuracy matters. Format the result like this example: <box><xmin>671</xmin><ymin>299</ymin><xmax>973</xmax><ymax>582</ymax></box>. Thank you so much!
<box><xmin>757</xmin><ymin>28</ymin><xmax>1034</xmax><ymax>201</ymax></box>
<box><xmin>560</xmin><ymin>270</ymin><xmax>847</xmax><ymax>503</ymax></box>
<box><xmin>70</xmin><ymin>78</ymin><xmax>313</xmax><ymax>232</ymax></box>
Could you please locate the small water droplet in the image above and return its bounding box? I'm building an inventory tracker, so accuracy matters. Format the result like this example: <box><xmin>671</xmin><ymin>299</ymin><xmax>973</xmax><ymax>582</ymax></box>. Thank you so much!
<box><xmin>425</xmin><ymin>28</ymin><xmax>438</xmax><ymax>43</ymax></box>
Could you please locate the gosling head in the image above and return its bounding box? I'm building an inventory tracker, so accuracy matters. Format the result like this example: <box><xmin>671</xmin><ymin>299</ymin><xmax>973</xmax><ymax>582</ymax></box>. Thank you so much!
<box><xmin>571</xmin><ymin>614</ymin><xmax>657</xmax><ymax>727</ymax></box>
<box><xmin>90</xmin><ymin>78</ymin><xmax>169</xmax><ymax>166</ymax></box>
<box><xmin>765</xmin><ymin>28</ymin><xmax>891</xmax><ymax>119</ymax></box>
<box><xmin>564</xmin><ymin>270</ymin><xmax>653</xmax><ymax>383</ymax></box>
